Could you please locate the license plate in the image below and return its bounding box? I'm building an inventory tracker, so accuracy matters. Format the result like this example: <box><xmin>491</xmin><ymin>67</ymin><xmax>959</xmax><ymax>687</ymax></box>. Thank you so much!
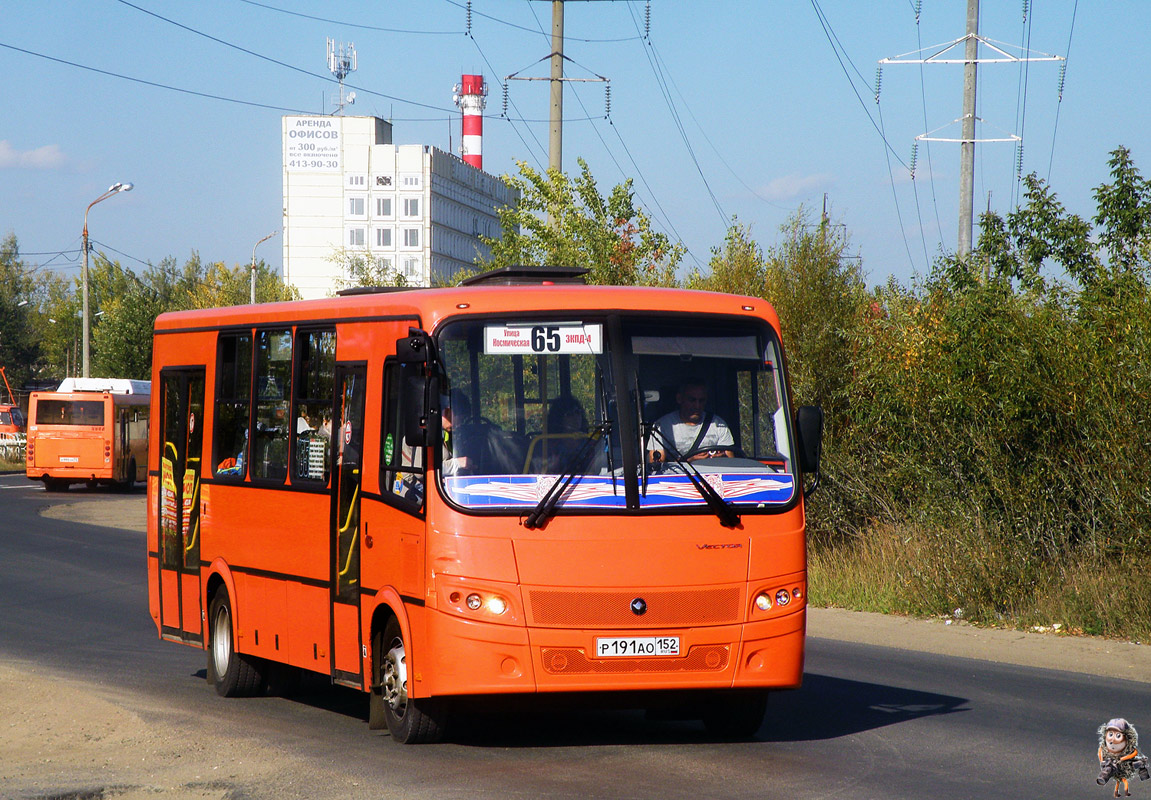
<box><xmin>60</xmin><ymin>456</ymin><xmax>79</xmax><ymax>463</ymax></box>
<box><xmin>595</xmin><ymin>636</ymin><xmax>680</xmax><ymax>658</ymax></box>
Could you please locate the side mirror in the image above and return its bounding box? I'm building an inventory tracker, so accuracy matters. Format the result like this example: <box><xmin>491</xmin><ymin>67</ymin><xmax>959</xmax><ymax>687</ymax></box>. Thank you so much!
<box><xmin>401</xmin><ymin>366</ymin><xmax>440</xmax><ymax>447</ymax></box>
<box><xmin>396</xmin><ymin>327</ymin><xmax>432</xmax><ymax>364</ymax></box>
<box><xmin>796</xmin><ymin>405</ymin><xmax>824</xmax><ymax>497</ymax></box>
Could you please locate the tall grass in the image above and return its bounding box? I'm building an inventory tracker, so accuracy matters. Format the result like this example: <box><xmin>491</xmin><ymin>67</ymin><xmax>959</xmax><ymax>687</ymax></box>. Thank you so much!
<box><xmin>803</xmin><ymin>268</ymin><xmax>1151</xmax><ymax>641</ymax></box>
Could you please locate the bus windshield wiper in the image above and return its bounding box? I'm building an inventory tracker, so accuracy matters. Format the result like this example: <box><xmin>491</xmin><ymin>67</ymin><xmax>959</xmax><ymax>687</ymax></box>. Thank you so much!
<box><xmin>523</xmin><ymin>422</ymin><xmax>609</xmax><ymax>530</ymax></box>
<box><xmin>648</xmin><ymin>427</ymin><xmax>741</xmax><ymax>529</ymax></box>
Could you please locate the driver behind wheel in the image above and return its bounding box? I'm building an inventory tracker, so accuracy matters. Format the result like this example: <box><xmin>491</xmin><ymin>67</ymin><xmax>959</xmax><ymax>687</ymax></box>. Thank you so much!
<box><xmin>649</xmin><ymin>377</ymin><xmax>734</xmax><ymax>463</ymax></box>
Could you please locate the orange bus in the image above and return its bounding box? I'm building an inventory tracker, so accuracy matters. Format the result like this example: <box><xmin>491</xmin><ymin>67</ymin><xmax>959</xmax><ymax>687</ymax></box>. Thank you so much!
<box><xmin>26</xmin><ymin>378</ymin><xmax>150</xmax><ymax>491</ymax></box>
<box><xmin>146</xmin><ymin>267</ymin><xmax>823</xmax><ymax>743</ymax></box>
<box><xmin>0</xmin><ymin>403</ymin><xmax>26</xmax><ymax>462</ymax></box>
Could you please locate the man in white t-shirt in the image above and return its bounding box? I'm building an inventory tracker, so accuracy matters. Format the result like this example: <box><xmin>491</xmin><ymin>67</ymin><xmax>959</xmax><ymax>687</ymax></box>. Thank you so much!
<box><xmin>649</xmin><ymin>378</ymin><xmax>735</xmax><ymax>463</ymax></box>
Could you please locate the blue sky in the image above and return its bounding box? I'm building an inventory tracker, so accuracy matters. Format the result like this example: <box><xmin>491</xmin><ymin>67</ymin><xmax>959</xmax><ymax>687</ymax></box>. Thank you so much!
<box><xmin>1</xmin><ymin>1</ymin><xmax>1141</xmax><ymax>290</ymax></box>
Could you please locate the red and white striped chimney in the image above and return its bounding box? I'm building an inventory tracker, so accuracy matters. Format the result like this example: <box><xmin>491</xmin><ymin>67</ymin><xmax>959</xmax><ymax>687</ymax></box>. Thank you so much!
<box><xmin>454</xmin><ymin>74</ymin><xmax>487</xmax><ymax>170</ymax></box>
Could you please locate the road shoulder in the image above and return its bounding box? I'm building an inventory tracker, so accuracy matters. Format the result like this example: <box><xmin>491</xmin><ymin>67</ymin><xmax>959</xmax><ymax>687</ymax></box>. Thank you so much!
<box><xmin>808</xmin><ymin>606</ymin><xmax>1150</xmax><ymax>683</ymax></box>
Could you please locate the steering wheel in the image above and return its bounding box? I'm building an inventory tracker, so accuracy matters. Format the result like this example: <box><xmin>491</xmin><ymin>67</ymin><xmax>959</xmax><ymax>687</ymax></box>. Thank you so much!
<box><xmin>679</xmin><ymin>445</ymin><xmax>744</xmax><ymax>461</ymax></box>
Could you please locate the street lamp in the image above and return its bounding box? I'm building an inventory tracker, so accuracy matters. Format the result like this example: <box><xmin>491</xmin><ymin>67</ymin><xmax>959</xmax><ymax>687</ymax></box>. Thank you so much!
<box><xmin>251</xmin><ymin>230</ymin><xmax>279</xmax><ymax>304</ymax></box>
<box><xmin>82</xmin><ymin>181</ymin><xmax>133</xmax><ymax>377</ymax></box>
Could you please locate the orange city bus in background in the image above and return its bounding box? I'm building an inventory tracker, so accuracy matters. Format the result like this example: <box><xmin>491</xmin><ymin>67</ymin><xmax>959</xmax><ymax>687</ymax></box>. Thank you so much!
<box><xmin>26</xmin><ymin>377</ymin><xmax>150</xmax><ymax>491</ymax></box>
<box><xmin>146</xmin><ymin>266</ymin><xmax>823</xmax><ymax>743</ymax></box>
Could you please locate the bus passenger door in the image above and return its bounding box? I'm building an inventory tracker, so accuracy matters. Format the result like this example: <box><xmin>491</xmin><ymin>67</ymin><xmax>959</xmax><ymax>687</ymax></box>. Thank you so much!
<box><xmin>158</xmin><ymin>369</ymin><xmax>206</xmax><ymax>644</ymax></box>
<box><xmin>117</xmin><ymin>406</ymin><xmax>130</xmax><ymax>482</ymax></box>
<box><xmin>330</xmin><ymin>364</ymin><xmax>366</xmax><ymax>686</ymax></box>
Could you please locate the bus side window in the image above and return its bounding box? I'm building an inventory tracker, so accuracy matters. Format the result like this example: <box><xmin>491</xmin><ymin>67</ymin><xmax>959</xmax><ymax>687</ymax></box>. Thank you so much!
<box><xmin>291</xmin><ymin>328</ymin><xmax>335</xmax><ymax>484</ymax></box>
<box><xmin>381</xmin><ymin>360</ymin><xmax>425</xmax><ymax>512</ymax></box>
<box><xmin>214</xmin><ymin>332</ymin><xmax>253</xmax><ymax>480</ymax></box>
<box><xmin>252</xmin><ymin>329</ymin><xmax>292</xmax><ymax>482</ymax></box>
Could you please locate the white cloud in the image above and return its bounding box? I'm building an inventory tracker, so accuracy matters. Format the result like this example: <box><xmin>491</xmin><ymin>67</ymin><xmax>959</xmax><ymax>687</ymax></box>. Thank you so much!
<box><xmin>0</xmin><ymin>140</ymin><xmax>66</xmax><ymax>169</ymax></box>
<box><xmin>759</xmin><ymin>172</ymin><xmax>834</xmax><ymax>201</ymax></box>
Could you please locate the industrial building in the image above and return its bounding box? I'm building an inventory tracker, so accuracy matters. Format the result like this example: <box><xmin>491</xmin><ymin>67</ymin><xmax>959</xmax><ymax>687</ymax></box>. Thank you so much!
<box><xmin>281</xmin><ymin>98</ymin><xmax>516</xmax><ymax>299</ymax></box>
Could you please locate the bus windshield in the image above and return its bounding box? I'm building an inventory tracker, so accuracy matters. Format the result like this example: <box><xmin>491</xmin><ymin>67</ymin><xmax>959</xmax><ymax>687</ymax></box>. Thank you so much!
<box><xmin>436</xmin><ymin>314</ymin><xmax>796</xmax><ymax>514</ymax></box>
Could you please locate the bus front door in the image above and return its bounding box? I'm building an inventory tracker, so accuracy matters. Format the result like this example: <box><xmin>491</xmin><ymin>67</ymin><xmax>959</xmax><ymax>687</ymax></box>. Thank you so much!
<box><xmin>158</xmin><ymin>368</ymin><xmax>206</xmax><ymax>644</ymax></box>
<box><xmin>330</xmin><ymin>363</ymin><xmax>367</xmax><ymax>687</ymax></box>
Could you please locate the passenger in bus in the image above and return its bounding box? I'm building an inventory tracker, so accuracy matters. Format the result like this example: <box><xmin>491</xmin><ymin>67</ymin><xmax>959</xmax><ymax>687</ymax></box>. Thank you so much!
<box><xmin>539</xmin><ymin>394</ymin><xmax>589</xmax><ymax>473</ymax></box>
<box><xmin>440</xmin><ymin>393</ymin><xmax>471</xmax><ymax>476</ymax></box>
<box><xmin>296</xmin><ymin>409</ymin><xmax>313</xmax><ymax>434</ymax></box>
<box><xmin>216</xmin><ymin>428</ymin><xmax>247</xmax><ymax>477</ymax></box>
<box><xmin>649</xmin><ymin>377</ymin><xmax>734</xmax><ymax>462</ymax></box>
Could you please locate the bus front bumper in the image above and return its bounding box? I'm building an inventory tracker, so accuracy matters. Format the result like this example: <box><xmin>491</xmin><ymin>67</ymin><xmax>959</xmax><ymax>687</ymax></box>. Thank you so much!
<box><xmin>416</xmin><ymin>607</ymin><xmax>805</xmax><ymax>699</ymax></box>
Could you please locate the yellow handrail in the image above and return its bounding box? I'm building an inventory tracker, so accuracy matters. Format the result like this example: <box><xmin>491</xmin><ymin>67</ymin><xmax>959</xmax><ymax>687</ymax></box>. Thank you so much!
<box><xmin>183</xmin><ymin>457</ymin><xmax>201</xmax><ymax>559</ymax></box>
<box><xmin>336</xmin><ymin>470</ymin><xmax>360</xmax><ymax>582</ymax></box>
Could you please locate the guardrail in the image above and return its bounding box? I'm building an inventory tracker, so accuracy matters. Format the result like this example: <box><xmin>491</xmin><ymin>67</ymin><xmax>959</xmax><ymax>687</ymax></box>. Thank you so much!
<box><xmin>0</xmin><ymin>432</ymin><xmax>26</xmax><ymax>462</ymax></box>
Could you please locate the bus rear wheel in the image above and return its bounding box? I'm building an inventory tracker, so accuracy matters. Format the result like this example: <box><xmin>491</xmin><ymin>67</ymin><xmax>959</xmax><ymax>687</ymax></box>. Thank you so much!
<box><xmin>207</xmin><ymin>590</ymin><xmax>267</xmax><ymax>698</ymax></box>
<box><xmin>373</xmin><ymin>617</ymin><xmax>446</xmax><ymax>744</ymax></box>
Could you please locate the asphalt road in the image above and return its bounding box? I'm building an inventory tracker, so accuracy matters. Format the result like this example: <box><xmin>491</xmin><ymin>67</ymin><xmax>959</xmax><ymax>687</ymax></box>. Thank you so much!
<box><xmin>1</xmin><ymin>471</ymin><xmax>1146</xmax><ymax>799</ymax></box>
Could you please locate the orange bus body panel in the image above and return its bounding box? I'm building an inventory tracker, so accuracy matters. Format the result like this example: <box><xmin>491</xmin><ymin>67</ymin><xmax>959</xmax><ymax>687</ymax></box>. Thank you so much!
<box><xmin>148</xmin><ymin>283</ymin><xmax>810</xmax><ymax>714</ymax></box>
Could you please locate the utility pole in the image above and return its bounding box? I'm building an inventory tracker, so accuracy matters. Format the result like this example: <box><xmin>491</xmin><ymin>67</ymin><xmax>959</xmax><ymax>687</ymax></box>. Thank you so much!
<box><xmin>505</xmin><ymin>1</ymin><xmax>610</xmax><ymax>228</ymax></box>
<box><xmin>879</xmin><ymin>0</ymin><xmax>1062</xmax><ymax>261</ymax></box>
<box><xmin>549</xmin><ymin>1</ymin><xmax>564</xmax><ymax>178</ymax></box>
<box><xmin>957</xmin><ymin>0</ymin><xmax>979</xmax><ymax>258</ymax></box>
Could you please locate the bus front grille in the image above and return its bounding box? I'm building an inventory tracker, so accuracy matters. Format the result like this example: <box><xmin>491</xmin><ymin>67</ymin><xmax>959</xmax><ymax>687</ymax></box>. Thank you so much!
<box><xmin>541</xmin><ymin>646</ymin><xmax>729</xmax><ymax>674</ymax></box>
<box><xmin>528</xmin><ymin>587</ymin><xmax>741</xmax><ymax>627</ymax></box>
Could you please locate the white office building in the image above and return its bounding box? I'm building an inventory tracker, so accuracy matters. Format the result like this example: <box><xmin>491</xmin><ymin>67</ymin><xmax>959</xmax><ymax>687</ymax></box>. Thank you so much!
<box><xmin>281</xmin><ymin>115</ymin><xmax>517</xmax><ymax>299</ymax></box>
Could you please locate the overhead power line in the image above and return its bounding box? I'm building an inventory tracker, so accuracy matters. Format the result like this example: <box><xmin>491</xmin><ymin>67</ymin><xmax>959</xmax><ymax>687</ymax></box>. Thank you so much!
<box><xmin>0</xmin><ymin>41</ymin><xmax>314</xmax><ymax>114</ymax></box>
<box><xmin>1047</xmin><ymin>0</ymin><xmax>1078</xmax><ymax>183</ymax></box>
<box><xmin>441</xmin><ymin>0</ymin><xmax>642</xmax><ymax>42</ymax></box>
<box><xmin>237</xmin><ymin>0</ymin><xmax>463</xmax><ymax>35</ymax></box>
<box><xmin>114</xmin><ymin>0</ymin><xmax>457</xmax><ymax>113</ymax></box>
<box><xmin>626</xmin><ymin>4</ymin><xmax>727</xmax><ymax>227</ymax></box>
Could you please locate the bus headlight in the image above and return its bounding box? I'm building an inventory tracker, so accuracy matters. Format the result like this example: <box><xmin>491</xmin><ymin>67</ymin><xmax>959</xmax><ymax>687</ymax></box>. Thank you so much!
<box><xmin>754</xmin><ymin>592</ymin><xmax>772</xmax><ymax>611</ymax></box>
<box><xmin>438</xmin><ymin>576</ymin><xmax>520</xmax><ymax>624</ymax></box>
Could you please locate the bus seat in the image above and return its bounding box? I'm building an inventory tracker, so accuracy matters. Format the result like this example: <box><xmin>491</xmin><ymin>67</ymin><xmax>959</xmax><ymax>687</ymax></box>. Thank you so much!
<box><xmin>455</xmin><ymin>421</ymin><xmax>527</xmax><ymax>475</ymax></box>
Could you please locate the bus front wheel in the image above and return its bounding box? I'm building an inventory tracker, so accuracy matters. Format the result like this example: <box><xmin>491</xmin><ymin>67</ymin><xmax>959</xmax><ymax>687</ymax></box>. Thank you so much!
<box><xmin>207</xmin><ymin>591</ymin><xmax>266</xmax><ymax>698</ymax></box>
<box><xmin>373</xmin><ymin>617</ymin><xmax>446</xmax><ymax>744</ymax></box>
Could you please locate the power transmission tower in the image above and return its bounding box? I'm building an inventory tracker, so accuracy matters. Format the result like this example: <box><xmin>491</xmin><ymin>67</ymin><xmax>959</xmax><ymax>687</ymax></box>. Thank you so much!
<box><xmin>879</xmin><ymin>0</ymin><xmax>1063</xmax><ymax>258</ymax></box>
<box><xmin>505</xmin><ymin>1</ymin><xmax>612</xmax><ymax>226</ymax></box>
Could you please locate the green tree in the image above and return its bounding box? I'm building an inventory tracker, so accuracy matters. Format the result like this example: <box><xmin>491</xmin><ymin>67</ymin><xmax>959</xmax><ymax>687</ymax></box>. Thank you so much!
<box><xmin>186</xmin><ymin>258</ymin><xmax>297</xmax><ymax>308</ymax></box>
<box><xmin>971</xmin><ymin>174</ymin><xmax>1096</xmax><ymax>290</ymax></box>
<box><xmin>31</xmin><ymin>269</ymin><xmax>80</xmax><ymax>382</ymax></box>
<box><xmin>0</xmin><ymin>234</ymin><xmax>39</xmax><ymax>393</ymax></box>
<box><xmin>330</xmin><ymin>248</ymin><xmax>408</xmax><ymax>293</ymax></box>
<box><xmin>761</xmin><ymin>209</ymin><xmax>868</xmax><ymax>418</ymax></box>
<box><xmin>1093</xmin><ymin>145</ymin><xmax>1151</xmax><ymax>279</ymax></box>
<box><xmin>685</xmin><ymin>218</ymin><xmax>767</xmax><ymax>297</ymax></box>
<box><xmin>480</xmin><ymin>158</ymin><xmax>683</xmax><ymax>286</ymax></box>
<box><xmin>89</xmin><ymin>252</ymin><xmax>297</xmax><ymax>378</ymax></box>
